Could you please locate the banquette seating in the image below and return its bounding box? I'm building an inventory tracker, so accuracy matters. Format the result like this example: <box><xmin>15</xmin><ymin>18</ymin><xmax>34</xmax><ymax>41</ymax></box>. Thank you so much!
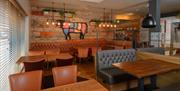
<box><xmin>137</xmin><ymin>47</ymin><xmax>165</xmax><ymax>55</ymax></box>
<box><xmin>97</xmin><ymin>49</ymin><xmax>136</xmax><ymax>84</ymax></box>
<box><xmin>29</xmin><ymin>38</ymin><xmax>132</xmax><ymax>52</ymax></box>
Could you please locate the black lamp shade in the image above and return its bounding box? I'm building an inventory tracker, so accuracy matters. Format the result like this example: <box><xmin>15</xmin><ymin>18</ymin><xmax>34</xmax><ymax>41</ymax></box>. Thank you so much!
<box><xmin>142</xmin><ymin>14</ymin><xmax>156</xmax><ymax>28</ymax></box>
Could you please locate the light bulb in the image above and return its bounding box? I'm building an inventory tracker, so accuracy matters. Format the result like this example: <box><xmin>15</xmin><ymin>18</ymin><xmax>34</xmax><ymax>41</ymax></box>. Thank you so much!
<box><xmin>114</xmin><ymin>25</ymin><xmax>117</xmax><ymax>28</ymax></box>
<box><xmin>46</xmin><ymin>22</ymin><xmax>49</xmax><ymax>25</ymax></box>
<box><xmin>103</xmin><ymin>24</ymin><xmax>105</xmax><ymax>27</ymax></box>
<box><xmin>99</xmin><ymin>24</ymin><xmax>102</xmax><ymax>28</ymax></box>
<box><xmin>68</xmin><ymin>23</ymin><xmax>71</xmax><ymax>26</ymax></box>
<box><xmin>63</xmin><ymin>23</ymin><xmax>65</xmax><ymax>26</ymax></box>
<box><xmin>110</xmin><ymin>25</ymin><xmax>113</xmax><ymax>27</ymax></box>
<box><xmin>52</xmin><ymin>22</ymin><xmax>55</xmax><ymax>25</ymax></box>
<box><xmin>57</xmin><ymin>22</ymin><xmax>61</xmax><ymax>26</ymax></box>
<box><xmin>107</xmin><ymin>24</ymin><xmax>110</xmax><ymax>27</ymax></box>
<box><xmin>117</xmin><ymin>20</ymin><xmax>120</xmax><ymax>23</ymax></box>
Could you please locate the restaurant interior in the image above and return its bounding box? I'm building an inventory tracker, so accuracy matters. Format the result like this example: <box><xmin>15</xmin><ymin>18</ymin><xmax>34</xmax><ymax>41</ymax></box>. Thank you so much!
<box><xmin>0</xmin><ymin>0</ymin><xmax>180</xmax><ymax>91</ymax></box>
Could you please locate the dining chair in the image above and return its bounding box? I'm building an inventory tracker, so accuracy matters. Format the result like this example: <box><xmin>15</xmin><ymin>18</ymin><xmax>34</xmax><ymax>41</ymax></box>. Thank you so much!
<box><xmin>52</xmin><ymin>65</ymin><xmax>77</xmax><ymax>86</ymax></box>
<box><xmin>45</xmin><ymin>50</ymin><xmax>60</xmax><ymax>69</ymax></box>
<box><xmin>9</xmin><ymin>70</ymin><xmax>42</xmax><ymax>91</ymax></box>
<box><xmin>77</xmin><ymin>47</ymin><xmax>89</xmax><ymax>63</ymax></box>
<box><xmin>91</xmin><ymin>47</ymin><xmax>101</xmax><ymax>57</ymax></box>
<box><xmin>23</xmin><ymin>59</ymin><xmax>45</xmax><ymax>72</ymax></box>
<box><xmin>56</xmin><ymin>58</ymin><xmax>74</xmax><ymax>67</ymax></box>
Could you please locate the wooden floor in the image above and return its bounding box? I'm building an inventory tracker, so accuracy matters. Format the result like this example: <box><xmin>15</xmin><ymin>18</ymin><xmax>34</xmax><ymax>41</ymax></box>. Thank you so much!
<box><xmin>77</xmin><ymin>54</ymin><xmax>180</xmax><ymax>91</ymax></box>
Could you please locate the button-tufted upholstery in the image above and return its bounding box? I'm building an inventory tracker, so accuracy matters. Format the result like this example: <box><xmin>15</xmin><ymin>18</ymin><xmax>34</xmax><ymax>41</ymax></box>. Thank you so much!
<box><xmin>29</xmin><ymin>38</ymin><xmax>132</xmax><ymax>52</ymax></box>
<box><xmin>97</xmin><ymin>49</ymin><xmax>136</xmax><ymax>84</ymax></box>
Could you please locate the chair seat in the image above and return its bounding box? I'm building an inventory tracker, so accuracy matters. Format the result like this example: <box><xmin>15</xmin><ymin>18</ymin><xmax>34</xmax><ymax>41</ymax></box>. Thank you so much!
<box><xmin>99</xmin><ymin>67</ymin><xmax>135</xmax><ymax>84</ymax></box>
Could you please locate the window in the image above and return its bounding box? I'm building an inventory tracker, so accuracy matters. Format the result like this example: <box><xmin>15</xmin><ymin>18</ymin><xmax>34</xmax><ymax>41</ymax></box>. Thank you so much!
<box><xmin>0</xmin><ymin>0</ymin><xmax>26</xmax><ymax>91</ymax></box>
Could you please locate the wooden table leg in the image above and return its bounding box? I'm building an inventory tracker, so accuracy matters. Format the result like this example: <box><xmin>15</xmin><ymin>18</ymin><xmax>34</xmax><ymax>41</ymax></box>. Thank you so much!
<box><xmin>126</xmin><ymin>81</ymin><xmax>130</xmax><ymax>90</ymax></box>
<box><xmin>150</xmin><ymin>75</ymin><xmax>157</xmax><ymax>90</ymax></box>
<box><xmin>138</xmin><ymin>78</ymin><xmax>144</xmax><ymax>91</ymax></box>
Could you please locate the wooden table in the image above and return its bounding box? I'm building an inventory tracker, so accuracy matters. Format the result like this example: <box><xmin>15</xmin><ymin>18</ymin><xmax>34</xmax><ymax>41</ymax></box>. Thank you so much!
<box><xmin>16</xmin><ymin>55</ymin><xmax>46</xmax><ymax>64</ymax></box>
<box><xmin>113</xmin><ymin>59</ymin><xmax>180</xmax><ymax>91</ymax></box>
<box><xmin>16</xmin><ymin>53</ymin><xmax>73</xmax><ymax>64</ymax></box>
<box><xmin>46</xmin><ymin>53</ymin><xmax>73</xmax><ymax>62</ymax></box>
<box><xmin>41</xmin><ymin>79</ymin><xmax>108</xmax><ymax>91</ymax></box>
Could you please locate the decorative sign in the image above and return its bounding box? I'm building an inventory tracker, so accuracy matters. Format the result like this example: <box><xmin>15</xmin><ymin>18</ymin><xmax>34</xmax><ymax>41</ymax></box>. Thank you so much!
<box><xmin>62</xmin><ymin>22</ymin><xmax>88</xmax><ymax>40</ymax></box>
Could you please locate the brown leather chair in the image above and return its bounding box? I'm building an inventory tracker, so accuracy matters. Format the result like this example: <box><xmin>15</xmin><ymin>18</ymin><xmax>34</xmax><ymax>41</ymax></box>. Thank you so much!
<box><xmin>77</xmin><ymin>47</ymin><xmax>89</xmax><ymax>62</ymax></box>
<box><xmin>23</xmin><ymin>59</ymin><xmax>45</xmax><ymax>72</ymax></box>
<box><xmin>56</xmin><ymin>58</ymin><xmax>73</xmax><ymax>67</ymax></box>
<box><xmin>52</xmin><ymin>65</ymin><xmax>77</xmax><ymax>86</ymax></box>
<box><xmin>9</xmin><ymin>70</ymin><xmax>42</xmax><ymax>91</ymax></box>
<box><xmin>91</xmin><ymin>47</ymin><xmax>101</xmax><ymax>57</ymax></box>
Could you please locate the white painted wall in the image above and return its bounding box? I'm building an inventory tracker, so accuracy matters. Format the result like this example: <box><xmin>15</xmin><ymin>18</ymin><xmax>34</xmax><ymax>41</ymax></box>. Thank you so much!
<box><xmin>16</xmin><ymin>0</ymin><xmax>31</xmax><ymax>15</ymax></box>
<box><xmin>16</xmin><ymin>0</ymin><xmax>31</xmax><ymax>55</ymax></box>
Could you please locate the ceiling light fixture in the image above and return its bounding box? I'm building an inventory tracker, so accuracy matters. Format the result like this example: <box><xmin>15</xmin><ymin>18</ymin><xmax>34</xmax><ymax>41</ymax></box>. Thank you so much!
<box><xmin>46</xmin><ymin>2</ymin><xmax>61</xmax><ymax>26</ymax></box>
<box><xmin>99</xmin><ymin>9</ymin><xmax>117</xmax><ymax>29</ymax></box>
<box><xmin>142</xmin><ymin>0</ymin><xmax>156</xmax><ymax>28</ymax></box>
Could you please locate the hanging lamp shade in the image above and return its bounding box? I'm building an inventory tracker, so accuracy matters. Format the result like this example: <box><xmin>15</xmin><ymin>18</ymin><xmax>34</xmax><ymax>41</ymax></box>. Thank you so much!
<box><xmin>142</xmin><ymin>14</ymin><xmax>156</xmax><ymax>28</ymax></box>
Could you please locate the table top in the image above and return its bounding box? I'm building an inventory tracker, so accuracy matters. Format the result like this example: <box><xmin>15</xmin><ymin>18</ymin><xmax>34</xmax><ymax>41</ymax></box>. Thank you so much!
<box><xmin>113</xmin><ymin>59</ymin><xmax>180</xmax><ymax>78</ymax></box>
<box><xmin>46</xmin><ymin>53</ymin><xmax>73</xmax><ymax>60</ymax></box>
<box><xmin>41</xmin><ymin>79</ymin><xmax>108</xmax><ymax>91</ymax></box>
<box><xmin>16</xmin><ymin>55</ymin><xmax>46</xmax><ymax>64</ymax></box>
<box><xmin>16</xmin><ymin>53</ymin><xmax>73</xmax><ymax>64</ymax></box>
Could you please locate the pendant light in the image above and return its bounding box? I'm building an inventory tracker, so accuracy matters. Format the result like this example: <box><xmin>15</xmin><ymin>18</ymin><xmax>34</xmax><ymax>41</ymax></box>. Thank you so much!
<box><xmin>46</xmin><ymin>2</ymin><xmax>61</xmax><ymax>26</ymax></box>
<box><xmin>63</xmin><ymin>3</ymin><xmax>70</xmax><ymax>26</ymax></box>
<box><xmin>142</xmin><ymin>0</ymin><xmax>156</xmax><ymax>28</ymax></box>
<box><xmin>99</xmin><ymin>8</ymin><xmax>105</xmax><ymax>28</ymax></box>
<box><xmin>110</xmin><ymin>9</ymin><xmax>116</xmax><ymax>28</ymax></box>
<box><xmin>99</xmin><ymin>8</ymin><xmax>117</xmax><ymax>28</ymax></box>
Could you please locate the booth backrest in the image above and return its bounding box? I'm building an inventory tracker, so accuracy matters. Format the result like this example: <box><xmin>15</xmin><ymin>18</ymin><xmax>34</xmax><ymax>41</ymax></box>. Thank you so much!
<box><xmin>30</xmin><ymin>39</ymin><xmax>132</xmax><ymax>53</ymax></box>
<box><xmin>30</xmin><ymin>38</ymin><xmax>107</xmax><ymax>51</ymax></box>
<box><xmin>97</xmin><ymin>49</ymin><xmax>136</xmax><ymax>70</ymax></box>
<box><xmin>137</xmin><ymin>47</ymin><xmax>165</xmax><ymax>55</ymax></box>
